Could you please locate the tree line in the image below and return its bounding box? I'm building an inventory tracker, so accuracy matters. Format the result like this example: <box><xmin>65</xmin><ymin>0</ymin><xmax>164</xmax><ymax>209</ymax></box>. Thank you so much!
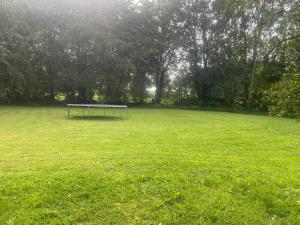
<box><xmin>0</xmin><ymin>0</ymin><xmax>299</xmax><ymax>116</ymax></box>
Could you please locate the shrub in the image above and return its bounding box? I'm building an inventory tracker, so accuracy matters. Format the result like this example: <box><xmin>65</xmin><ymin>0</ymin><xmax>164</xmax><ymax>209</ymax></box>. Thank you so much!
<box><xmin>263</xmin><ymin>68</ymin><xmax>300</xmax><ymax>118</ymax></box>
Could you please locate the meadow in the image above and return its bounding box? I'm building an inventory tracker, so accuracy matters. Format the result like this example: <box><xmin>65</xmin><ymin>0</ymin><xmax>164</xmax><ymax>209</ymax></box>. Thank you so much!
<box><xmin>0</xmin><ymin>106</ymin><xmax>299</xmax><ymax>225</ymax></box>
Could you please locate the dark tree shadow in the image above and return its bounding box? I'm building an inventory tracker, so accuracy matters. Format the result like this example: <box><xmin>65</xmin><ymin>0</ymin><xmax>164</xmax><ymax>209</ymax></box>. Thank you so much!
<box><xmin>68</xmin><ymin>116</ymin><xmax>126</xmax><ymax>121</ymax></box>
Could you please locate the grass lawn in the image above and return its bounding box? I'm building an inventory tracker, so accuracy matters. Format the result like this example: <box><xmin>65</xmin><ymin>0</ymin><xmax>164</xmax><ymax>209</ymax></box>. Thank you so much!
<box><xmin>0</xmin><ymin>106</ymin><xmax>299</xmax><ymax>225</ymax></box>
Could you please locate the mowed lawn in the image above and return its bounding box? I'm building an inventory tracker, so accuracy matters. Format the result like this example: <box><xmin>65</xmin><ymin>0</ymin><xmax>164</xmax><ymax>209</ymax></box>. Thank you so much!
<box><xmin>0</xmin><ymin>107</ymin><xmax>299</xmax><ymax>225</ymax></box>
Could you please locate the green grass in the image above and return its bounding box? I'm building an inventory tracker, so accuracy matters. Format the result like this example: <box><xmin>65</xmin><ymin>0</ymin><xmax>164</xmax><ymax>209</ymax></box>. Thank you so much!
<box><xmin>0</xmin><ymin>106</ymin><xmax>299</xmax><ymax>225</ymax></box>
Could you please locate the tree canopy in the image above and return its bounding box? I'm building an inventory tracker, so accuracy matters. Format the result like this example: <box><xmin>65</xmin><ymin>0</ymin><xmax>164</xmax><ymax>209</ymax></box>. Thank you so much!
<box><xmin>0</xmin><ymin>0</ymin><xmax>299</xmax><ymax>116</ymax></box>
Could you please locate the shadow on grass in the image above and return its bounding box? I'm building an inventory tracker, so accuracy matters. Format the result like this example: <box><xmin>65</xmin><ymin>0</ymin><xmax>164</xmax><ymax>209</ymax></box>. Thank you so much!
<box><xmin>132</xmin><ymin>104</ymin><xmax>269</xmax><ymax>118</ymax></box>
<box><xmin>68</xmin><ymin>116</ymin><xmax>126</xmax><ymax>121</ymax></box>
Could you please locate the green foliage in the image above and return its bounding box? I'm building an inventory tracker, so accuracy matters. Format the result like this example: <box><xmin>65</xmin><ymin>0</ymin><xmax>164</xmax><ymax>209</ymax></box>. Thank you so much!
<box><xmin>0</xmin><ymin>0</ymin><xmax>300</xmax><ymax>117</ymax></box>
<box><xmin>262</xmin><ymin>34</ymin><xmax>300</xmax><ymax>117</ymax></box>
<box><xmin>264</xmin><ymin>68</ymin><xmax>300</xmax><ymax>118</ymax></box>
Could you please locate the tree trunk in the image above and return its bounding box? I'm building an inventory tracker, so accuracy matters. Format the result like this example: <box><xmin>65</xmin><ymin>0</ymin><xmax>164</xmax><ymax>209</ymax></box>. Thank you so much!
<box><xmin>133</xmin><ymin>66</ymin><xmax>147</xmax><ymax>103</ymax></box>
<box><xmin>202</xmin><ymin>25</ymin><xmax>208</xmax><ymax>70</ymax></box>
<box><xmin>248</xmin><ymin>29</ymin><xmax>259</xmax><ymax>105</ymax></box>
<box><xmin>48</xmin><ymin>65</ymin><xmax>55</xmax><ymax>101</ymax></box>
<box><xmin>248</xmin><ymin>56</ymin><xmax>257</xmax><ymax>105</ymax></box>
<box><xmin>154</xmin><ymin>79</ymin><xmax>163</xmax><ymax>104</ymax></box>
<box><xmin>248</xmin><ymin>1</ymin><xmax>266</xmax><ymax>105</ymax></box>
<box><xmin>241</xmin><ymin>14</ymin><xmax>249</xmax><ymax>103</ymax></box>
<box><xmin>190</xmin><ymin>27</ymin><xmax>202</xmax><ymax>102</ymax></box>
<box><xmin>49</xmin><ymin>86</ymin><xmax>55</xmax><ymax>101</ymax></box>
<box><xmin>154</xmin><ymin>71</ymin><xmax>164</xmax><ymax>104</ymax></box>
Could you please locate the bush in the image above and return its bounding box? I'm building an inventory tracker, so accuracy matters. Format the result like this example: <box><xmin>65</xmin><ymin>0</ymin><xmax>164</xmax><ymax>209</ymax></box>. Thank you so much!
<box><xmin>263</xmin><ymin>69</ymin><xmax>300</xmax><ymax>118</ymax></box>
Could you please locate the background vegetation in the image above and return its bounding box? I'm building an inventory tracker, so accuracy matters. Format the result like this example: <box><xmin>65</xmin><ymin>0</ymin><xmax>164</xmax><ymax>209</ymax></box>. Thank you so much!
<box><xmin>0</xmin><ymin>0</ymin><xmax>300</xmax><ymax>116</ymax></box>
<box><xmin>1</xmin><ymin>2</ymin><xmax>300</xmax><ymax>223</ymax></box>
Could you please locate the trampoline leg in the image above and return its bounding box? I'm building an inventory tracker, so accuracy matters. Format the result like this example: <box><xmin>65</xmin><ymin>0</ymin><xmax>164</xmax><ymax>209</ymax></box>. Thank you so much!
<box><xmin>68</xmin><ymin>107</ymin><xmax>70</xmax><ymax>118</ymax></box>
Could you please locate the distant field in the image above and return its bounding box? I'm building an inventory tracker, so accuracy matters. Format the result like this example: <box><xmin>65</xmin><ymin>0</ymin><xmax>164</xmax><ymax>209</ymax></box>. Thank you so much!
<box><xmin>0</xmin><ymin>107</ymin><xmax>299</xmax><ymax>225</ymax></box>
